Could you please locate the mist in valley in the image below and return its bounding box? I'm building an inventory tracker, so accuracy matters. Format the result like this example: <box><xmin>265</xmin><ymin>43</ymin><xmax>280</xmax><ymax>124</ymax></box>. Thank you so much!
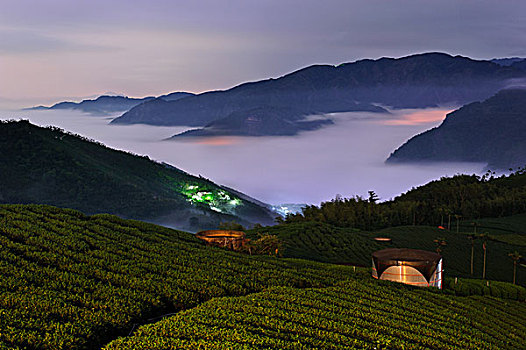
<box><xmin>0</xmin><ymin>108</ymin><xmax>485</xmax><ymax>207</ymax></box>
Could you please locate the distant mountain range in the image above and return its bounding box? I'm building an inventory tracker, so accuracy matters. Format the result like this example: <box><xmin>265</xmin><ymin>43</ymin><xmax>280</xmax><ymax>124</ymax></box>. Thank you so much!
<box><xmin>23</xmin><ymin>53</ymin><xmax>526</xmax><ymax>140</ymax></box>
<box><xmin>170</xmin><ymin>107</ymin><xmax>333</xmax><ymax>138</ymax></box>
<box><xmin>491</xmin><ymin>57</ymin><xmax>526</xmax><ymax>68</ymax></box>
<box><xmin>0</xmin><ymin>120</ymin><xmax>276</xmax><ymax>230</ymax></box>
<box><xmin>510</xmin><ymin>60</ymin><xmax>526</xmax><ymax>72</ymax></box>
<box><xmin>25</xmin><ymin>92</ymin><xmax>194</xmax><ymax>115</ymax></box>
<box><xmin>386</xmin><ymin>88</ymin><xmax>526</xmax><ymax>170</ymax></box>
<box><xmin>112</xmin><ymin>53</ymin><xmax>526</xmax><ymax>135</ymax></box>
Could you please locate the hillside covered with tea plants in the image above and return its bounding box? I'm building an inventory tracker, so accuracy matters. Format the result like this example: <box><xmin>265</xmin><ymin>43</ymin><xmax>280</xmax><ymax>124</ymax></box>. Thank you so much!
<box><xmin>258</xmin><ymin>170</ymin><xmax>526</xmax><ymax>285</ymax></box>
<box><xmin>106</xmin><ymin>275</ymin><xmax>526</xmax><ymax>350</ymax></box>
<box><xmin>1</xmin><ymin>204</ymin><xmax>525</xmax><ymax>349</ymax></box>
<box><xmin>249</xmin><ymin>221</ymin><xmax>526</xmax><ymax>285</ymax></box>
<box><xmin>0</xmin><ymin>204</ymin><xmax>349</xmax><ymax>349</ymax></box>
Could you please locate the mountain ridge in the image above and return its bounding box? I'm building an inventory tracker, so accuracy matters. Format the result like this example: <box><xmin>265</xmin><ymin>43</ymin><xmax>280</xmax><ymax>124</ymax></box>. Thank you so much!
<box><xmin>111</xmin><ymin>52</ymin><xmax>526</xmax><ymax>128</ymax></box>
<box><xmin>386</xmin><ymin>88</ymin><xmax>526</xmax><ymax>169</ymax></box>
<box><xmin>169</xmin><ymin>106</ymin><xmax>333</xmax><ymax>138</ymax></box>
<box><xmin>25</xmin><ymin>92</ymin><xmax>194</xmax><ymax>115</ymax></box>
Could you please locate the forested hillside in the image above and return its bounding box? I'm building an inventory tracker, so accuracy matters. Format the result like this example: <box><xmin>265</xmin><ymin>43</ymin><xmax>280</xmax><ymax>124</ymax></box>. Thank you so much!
<box><xmin>170</xmin><ymin>106</ymin><xmax>333</xmax><ymax>138</ymax></box>
<box><xmin>271</xmin><ymin>171</ymin><xmax>526</xmax><ymax>286</ymax></box>
<box><xmin>285</xmin><ymin>170</ymin><xmax>526</xmax><ymax>231</ymax></box>
<box><xmin>387</xmin><ymin>89</ymin><xmax>526</xmax><ymax>169</ymax></box>
<box><xmin>0</xmin><ymin>120</ymin><xmax>275</xmax><ymax>230</ymax></box>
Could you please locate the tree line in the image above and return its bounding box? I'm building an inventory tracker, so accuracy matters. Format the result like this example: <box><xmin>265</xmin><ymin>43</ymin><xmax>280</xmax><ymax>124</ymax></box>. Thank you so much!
<box><xmin>285</xmin><ymin>170</ymin><xmax>526</xmax><ymax>231</ymax></box>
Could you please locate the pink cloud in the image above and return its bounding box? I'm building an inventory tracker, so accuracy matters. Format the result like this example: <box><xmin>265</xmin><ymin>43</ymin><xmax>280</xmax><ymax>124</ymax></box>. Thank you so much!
<box><xmin>381</xmin><ymin>109</ymin><xmax>453</xmax><ymax>126</ymax></box>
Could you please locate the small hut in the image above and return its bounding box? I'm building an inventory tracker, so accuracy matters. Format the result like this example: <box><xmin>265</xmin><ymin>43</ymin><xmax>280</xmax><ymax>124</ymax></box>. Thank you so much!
<box><xmin>196</xmin><ymin>230</ymin><xmax>249</xmax><ymax>251</ymax></box>
<box><xmin>372</xmin><ymin>248</ymin><xmax>443</xmax><ymax>289</ymax></box>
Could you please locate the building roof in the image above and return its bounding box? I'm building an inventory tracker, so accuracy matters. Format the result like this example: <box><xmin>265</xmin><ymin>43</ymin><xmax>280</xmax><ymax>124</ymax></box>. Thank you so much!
<box><xmin>373</xmin><ymin>248</ymin><xmax>441</xmax><ymax>262</ymax></box>
<box><xmin>372</xmin><ymin>248</ymin><xmax>442</xmax><ymax>282</ymax></box>
<box><xmin>196</xmin><ymin>230</ymin><xmax>246</xmax><ymax>239</ymax></box>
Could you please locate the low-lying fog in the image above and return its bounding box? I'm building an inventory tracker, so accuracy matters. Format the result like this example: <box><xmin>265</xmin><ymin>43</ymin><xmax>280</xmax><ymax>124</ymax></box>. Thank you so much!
<box><xmin>0</xmin><ymin>108</ymin><xmax>485</xmax><ymax>206</ymax></box>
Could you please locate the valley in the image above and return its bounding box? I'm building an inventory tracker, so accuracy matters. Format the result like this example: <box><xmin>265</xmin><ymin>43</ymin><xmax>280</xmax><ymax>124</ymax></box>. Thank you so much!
<box><xmin>0</xmin><ymin>108</ymin><xmax>484</xmax><ymax>207</ymax></box>
<box><xmin>1</xmin><ymin>38</ymin><xmax>525</xmax><ymax>350</ymax></box>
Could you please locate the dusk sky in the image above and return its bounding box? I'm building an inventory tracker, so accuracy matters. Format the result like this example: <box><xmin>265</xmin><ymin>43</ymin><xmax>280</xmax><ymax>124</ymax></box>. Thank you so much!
<box><xmin>1</xmin><ymin>0</ymin><xmax>525</xmax><ymax>108</ymax></box>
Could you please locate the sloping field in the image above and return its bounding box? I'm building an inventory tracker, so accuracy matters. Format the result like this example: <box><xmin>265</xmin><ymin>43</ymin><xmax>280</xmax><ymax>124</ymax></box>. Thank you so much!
<box><xmin>372</xmin><ymin>226</ymin><xmax>525</xmax><ymax>284</ymax></box>
<box><xmin>253</xmin><ymin>222</ymin><xmax>525</xmax><ymax>285</ymax></box>
<box><xmin>248</xmin><ymin>221</ymin><xmax>382</xmax><ymax>264</ymax></box>
<box><xmin>458</xmin><ymin>214</ymin><xmax>526</xmax><ymax>246</ymax></box>
<box><xmin>0</xmin><ymin>204</ymin><xmax>351</xmax><ymax>349</ymax></box>
<box><xmin>106</xmin><ymin>276</ymin><xmax>526</xmax><ymax>350</ymax></box>
<box><xmin>460</xmin><ymin>213</ymin><xmax>526</xmax><ymax>236</ymax></box>
<box><xmin>2</xmin><ymin>204</ymin><xmax>525</xmax><ymax>350</ymax></box>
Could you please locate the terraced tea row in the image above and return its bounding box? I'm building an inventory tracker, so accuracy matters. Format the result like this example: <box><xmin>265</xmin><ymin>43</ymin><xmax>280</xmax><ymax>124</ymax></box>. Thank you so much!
<box><xmin>254</xmin><ymin>222</ymin><xmax>526</xmax><ymax>285</ymax></box>
<box><xmin>248</xmin><ymin>222</ymin><xmax>383</xmax><ymax>264</ymax></box>
<box><xmin>0</xmin><ymin>204</ymin><xmax>353</xmax><ymax>350</ymax></box>
<box><xmin>106</xmin><ymin>278</ymin><xmax>526</xmax><ymax>349</ymax></box>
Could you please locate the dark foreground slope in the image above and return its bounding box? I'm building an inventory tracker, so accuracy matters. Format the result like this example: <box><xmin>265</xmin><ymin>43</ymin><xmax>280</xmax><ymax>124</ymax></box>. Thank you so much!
<box><xmin>106</xmin><ymin>277</ymin><xmax>526</xmax><ymax>350</ymax></box>
<box><xmin>0</xmin><ymin>120</ymin><xmax>275</xmax><ymax>230</ymax></box>
<box><xmin>0</xmin><ymin>205</ymin><xmax>350</xmax><ymax>350</ymax></box>
<box><xmin>112</xmin><ymin>53</ymin><xmax>524</xmax><ymax>128</ymax></box>
<box><xmin>387</xmin><ymin>89</ymin><xmax>526</xmax><ymax>169</ymax></box>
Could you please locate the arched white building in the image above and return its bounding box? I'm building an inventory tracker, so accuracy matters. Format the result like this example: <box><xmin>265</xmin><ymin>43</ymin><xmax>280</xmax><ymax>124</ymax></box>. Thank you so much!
<box><xmin>372</xmin><ymin>248</ymin><xmax>443</xmax><ymax>289</ymax></box>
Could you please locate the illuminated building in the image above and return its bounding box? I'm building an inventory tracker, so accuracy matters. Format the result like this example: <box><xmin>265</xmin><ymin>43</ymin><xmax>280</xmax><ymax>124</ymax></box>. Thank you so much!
<box><xmin>372</xmin><ymin>248</ymin><xmax>443</xmax><ymax>288</ymax></box>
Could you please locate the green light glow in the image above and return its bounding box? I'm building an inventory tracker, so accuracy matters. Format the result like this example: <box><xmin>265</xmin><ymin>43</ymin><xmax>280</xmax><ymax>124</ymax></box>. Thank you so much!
<box><xmin>229</xmin><ymin>199</ymin><xmax>241</xmax><ymax>205</ymax></box>
<box><xmin>181</xmin><ymin>184</ymin><xmax>241</xmax><ymax>214</ymax></box>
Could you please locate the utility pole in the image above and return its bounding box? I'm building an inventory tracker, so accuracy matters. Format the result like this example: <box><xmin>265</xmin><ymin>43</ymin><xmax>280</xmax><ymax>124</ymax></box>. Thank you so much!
<box><xmin>455</xmin><ymin>214</ymin><xmax>461</xmax><ymax>233</ymax></box>
<box><xmin>469</xmin><ymin>234</ymin><xmax>475</xmax><ymax>276</ymax></box>
<box><xmin>482</xmin><ymin>241</ymin><xmax>487</xmax><ymax>279</ymax></box>
<box><xmin>514</xmin><ymin>259</ymin><xmax>517</xmax><ymax>285</ymax></box>
<box><xmin>509</xmin><ymin>251</ymin><xmax>522</xmax><ymax>285</ymax></box>
<box><xmin>480</xmin><ymin>233</ymin><xmax>489</xmax><ymax>279</ymax></box>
